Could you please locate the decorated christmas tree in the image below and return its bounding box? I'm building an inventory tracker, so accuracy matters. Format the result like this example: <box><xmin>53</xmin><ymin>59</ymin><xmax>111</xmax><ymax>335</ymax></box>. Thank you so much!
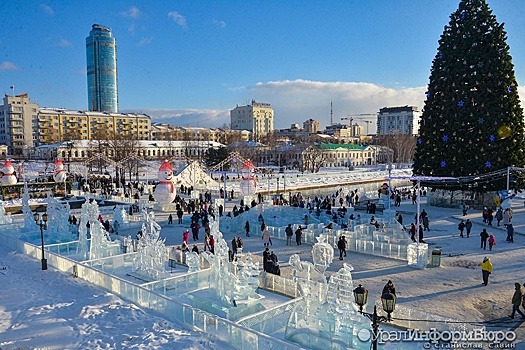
<box><xmin>413</xmin><ymin>0</ymin><xmax>525</xmax><ymax>191</ymax></box>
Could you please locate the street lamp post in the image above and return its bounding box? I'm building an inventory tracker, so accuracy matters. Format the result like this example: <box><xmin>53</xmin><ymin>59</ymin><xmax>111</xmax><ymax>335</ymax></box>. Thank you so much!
<box><xmin>353</xmin><ymin>284</ymin><xmax>396</xmax><ymax>350</ymax></box>
<box><xmin>387</xmin><ymin>149</ymin><xmax>394</xmax><ymax>210</ymax></box>
<box><xmin>33</xmin><ymin>212</ymin><xmax>49</xmax><ymax>270</ymax></box>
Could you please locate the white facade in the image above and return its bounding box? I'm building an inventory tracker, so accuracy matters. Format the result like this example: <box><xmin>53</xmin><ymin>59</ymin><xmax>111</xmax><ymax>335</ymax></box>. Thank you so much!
<box><xmin>230</xmin><ymin>100</ymin><xmax>274</xmax><ymax>141</ymax></box>
<box><xmin>0</xmin><ymin>94</ymin><xmax>39</xmax><ymax>156</ymax></box>
<box><xmin>377</xmin><ymin>106</ymin><xmax>421</xmax><ymax>135</ymax></box>
<box><xmin>33</xmin><ymin>140</ymin><xmax>224</xmax><ymax>161</ymax></box>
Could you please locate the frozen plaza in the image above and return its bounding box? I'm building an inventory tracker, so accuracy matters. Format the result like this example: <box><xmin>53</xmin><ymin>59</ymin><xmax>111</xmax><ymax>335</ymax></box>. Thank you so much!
<box><xmin>0</xmin><ymin>168</ymin><xmax>498</xmax><ymax>350</ymax></box>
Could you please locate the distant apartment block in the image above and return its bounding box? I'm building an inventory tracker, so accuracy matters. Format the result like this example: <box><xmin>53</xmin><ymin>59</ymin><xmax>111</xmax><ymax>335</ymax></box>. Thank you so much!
<box><xmin>151</xmin><ymin>123</ymin><xmax>250</xmax><ymax>144</ymax></box>
<box><xmin>303</xmin><ymin>119</ymin><xmax>319</xmax><ymax>133</ymax></box>
<box><xmin>377</xmin><ymin>106</ymin><xmax>421</xmax><ymax>135</ymax></box>
<box><xmin>37</xmin><ymin>108</ymin><xmax>151</xmax><ymax>144</ymax></box>
<box><xmin>230</xmin><ymin>100</ymin><xmax>274</xmax><ymax>141</ymax></box>
<box><xmin>0</xmin><ymin>94</ymin><xmax>39</xmax><ymax>156</ymax></box>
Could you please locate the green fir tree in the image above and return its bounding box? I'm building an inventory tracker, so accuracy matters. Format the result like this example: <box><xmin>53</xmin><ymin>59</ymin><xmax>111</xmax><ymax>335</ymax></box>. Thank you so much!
<box><xmin>413</xmin><ymin>0</ymin><xmax>525</xmax><ymax>191</ymax></box>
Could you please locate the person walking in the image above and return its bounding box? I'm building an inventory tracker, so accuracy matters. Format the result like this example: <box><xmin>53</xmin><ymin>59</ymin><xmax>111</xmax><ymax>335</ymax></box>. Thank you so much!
<box><xmin>488</xmin><ymin>234</ymin><xmax>496</xmax><ymax>251</ymax></box>
<box><xmin>503</xmin><ymin>208</ymin><xmax>513</xmax><ymax>226</ymax></box>
<box><xmin>495</xmin><ymin>208</ymin><xmax>503</xmax><ymax>227</ymax></box>
<box><xmin>285</xmin><ymin>224</ymin><xmax>293</xmax><ymax>246</ymax></box>
<box><xmin>479</xmin><ymin>257</ymin><xmax>492</xmax><ymax>286</ymax></box>
<box><xmin>190</xmin><ymin>220</ymin><xmax>201</xmax><ymax>241</ymax></box>
<box><xmin>337</xmin><ymin>235</ymin><xmax>347</xmax><ymax>260</ymax></box>
<box><xmin>409</xmin><ymin>223</ymin><xmax>417</xmax><ymax>242</ymax></box>
<box><xmin>458</xmin><ymin>220</ymin><xmax>466</xmax><ymax>238</ymax></box>
<box><xmin>245</xmin><ymin>221</ymin><xmax>251</xmax><ymax>237</ymax></box>
<box><xmin>295</xmin><ymin>226</ymin><xmax>304</xmax><ymax>245</ymax></box>
<box><xmin>422</xmin><ymin>215</ymin><xmax>430</xmax><ymax>231</ymax></box>
<box><xmin>176</xmin><ymin>208</ymin><xmax>184</xmax><ymax>224</ymax></box>
<box><xmin>231</xmin><ymin>237</ymin><xmax>238</xmax><ymax>255</ymax></box>
<box><xmin>480</xmin><ymin>229</ymin><xmax>489</xmax><ymax>250</ymax></box>
<box><xmin>509</xmin><ymin>283</ymin><xmax>525</xmax><ymax>319</ymax></box>
<box><xmin>168</xmin><ymin>214</ymin><xmax>173</xmax><ymax>225</ymax></box>
<box><xmin>209</xmin><ymin>235</ymin><xmax>215</xmax><ymax>254</ymax></box>
<box><xmin>262</xmin><ymin>228</ymin><xmax>271</xmax><ymax>248</ymax></box>
<box><xmin>465</xmin><ymin>219</ymin><xmax>473</xmax><ymax>238</ymax></box>
<box><xmin>506</xmin><ymin>224</ymin><xmax>515</xmax><ymax>243</ymax></box>
<box><xmin>182</xmin><ymin>229</ymin><xmax>189</xmax><ymax>244</ymax></box>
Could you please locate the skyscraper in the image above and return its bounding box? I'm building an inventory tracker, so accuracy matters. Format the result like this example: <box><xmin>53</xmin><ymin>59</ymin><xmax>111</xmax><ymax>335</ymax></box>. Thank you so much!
<box><xmin>86</xmin><ymin>24</ymin><xmax>118</xmax><ymax>113</ymax></box>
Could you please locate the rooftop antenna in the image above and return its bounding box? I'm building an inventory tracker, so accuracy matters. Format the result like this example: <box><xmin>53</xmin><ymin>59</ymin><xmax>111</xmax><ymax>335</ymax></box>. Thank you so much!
<box><xmin>330</xmin><ymin>100</ymin><xmax>333</xmax><ymax>126</ymax></box>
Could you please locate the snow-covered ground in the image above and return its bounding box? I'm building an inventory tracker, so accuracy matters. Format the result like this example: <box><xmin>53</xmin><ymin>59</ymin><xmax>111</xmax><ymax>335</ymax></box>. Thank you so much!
<box><xmin>0</xmin><ymin>242</ymin><xmax>225</xmax><ymax>350</ymax></box>
<box><xmin>1</xmin><ymin>162</ymin><xmax>525</xmax><ymax>349</ymax></box>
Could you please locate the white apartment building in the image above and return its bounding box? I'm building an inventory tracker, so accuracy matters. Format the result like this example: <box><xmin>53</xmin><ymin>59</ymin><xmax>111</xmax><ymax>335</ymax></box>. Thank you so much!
<box><xmin>377</xmin><ymin>106</ymin><xmax>421</xmax><ymax>135</ymax></box>
<box><xmin>0</xmin><ymin>94</ymin><xmax>39</xmax><ymax>156</ymax></box>
<box><xmin>230</xmin><ymin>100</ymin><xmax>274</xmax><ymax>141</ymax></box>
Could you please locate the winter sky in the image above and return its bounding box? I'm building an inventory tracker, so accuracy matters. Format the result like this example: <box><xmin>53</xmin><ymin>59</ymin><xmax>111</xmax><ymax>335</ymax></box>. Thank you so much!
<box><xmin>2</xmin><ymin>1</ymin><xmax>525</xmax><ymax>130</ymax></box>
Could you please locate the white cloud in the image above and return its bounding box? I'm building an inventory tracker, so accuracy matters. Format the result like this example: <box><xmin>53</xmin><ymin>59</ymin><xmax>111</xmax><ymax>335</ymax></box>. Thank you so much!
<box><xmin>120</xmin><ymin>6</ymin><xmax>142</xmax><ymax>19</ymax></box>
<box><xmin>248</xmin><ymin>79</ymin><xmax>426</xmax><ymax>129</ymax></box>
<box><xmin>40</xmin><ymin>4</ymin><xmax>54</xmax><ymax>15</ymax></box>
<box><xmin>55</xmin><ymin>38</ymin><xmax>72</xmax><ymax>47</ymax></box>
<box><xmin>213</xmin><ymin>19</ymin><xmax>226</xmax><ymax>28</ymax></box>
<box><xmin>0</xmin><ymin>61</ymin><xmax>20</xmax><ymax>71</ymax></box>
<box><xmin>168</xmin><ymin>11</ymin><xmax>187</xmax><ymax>28</ymax></box>
<box><xmin>137</xmin><ymin>37</ymin><xmax>153</xmax><ymax>46</ymax></box>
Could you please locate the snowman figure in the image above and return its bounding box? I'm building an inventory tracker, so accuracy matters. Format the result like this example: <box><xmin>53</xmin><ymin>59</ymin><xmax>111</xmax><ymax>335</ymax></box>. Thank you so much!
<box><xmin>153</xmin><ymin>161</ymin><xmax>176</xmax><ymax>204</ymax></box>
<box><xmin>1</xmin><ymin>160</ymin><xmax>17</xmax><ymax>185</ymax></box>
<box><xmin>53</xmin><ymin>159</ymin><xmax>67</xmax><ymax>183</ymax></box>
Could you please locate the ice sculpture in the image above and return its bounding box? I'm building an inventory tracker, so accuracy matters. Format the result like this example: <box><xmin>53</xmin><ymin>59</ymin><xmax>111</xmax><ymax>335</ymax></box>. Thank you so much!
<box><xmin>286</xmin><ymin>237</ymin><xmax>369</xmax><ymax>350</ymax></box>
<box><xmin>201</xmin><ymin>219</ymin><xmax>236</xmax><ymax>305</ymax></box>
<box><xmin>131</xmin><ymin>210</ymin><xmax>168</xmax><ymax>280</ymax></box>
<box><xmin>191</xmin><ymin>217</ymin><xmax>265</xmax><ymax>320</ymax></box>
<box><xmin>83</xmin><ymin>199</ymin><xmax>119</xmax><ymax>261</ymax></box>
<box><xmin>76</xmin><ymin>200</ymin><xmax>90</xmax><ymax>260</ymax></box>
<box><xmin>327</xmin><ymin>263</ymin><xmax>364</xmax><ymax>339</ymax></box>
<box><xmin>46</xmin><ymin>194</ymin><xmax>72</xmax><ymax>243</ymax></box>
<box><xmin>407</xmin><ymin>242</ymin><xmax>429</xmax><ymax>269</ymax></box>
<box><xmin>186</xmin><ymin>251</ymin><xmax>200</xmax><ymax>273</ymax></box>
<box><xmin>21</xmin><ymin>182</ymin><xmax>35</xmax><ymax>229</ymax></box>
<box><xmin>233</xmin><ymin>253</ymin><xmax>261</xmax><ymax>301</ymax></box>
<box><xmin>113</xmin><ymin>205</ymin><xmax>129</xmax><ymax>226</ymax></box>
<box><xmin>0</xmin><ymin>201</ymin><xmax>13</xmax><ymax>225</ymax></box>
<box><xmin>123</xmin><ymin>235</ymin><xmax>133</xmax><ymax>254</ymax></box>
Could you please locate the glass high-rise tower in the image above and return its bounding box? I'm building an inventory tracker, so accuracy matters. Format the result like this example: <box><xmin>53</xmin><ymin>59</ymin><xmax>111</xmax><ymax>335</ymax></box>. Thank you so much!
<box><xmin>86</xmin><ymin>24</ymin><xmax>118</xmax><ymax>113</ymax></box>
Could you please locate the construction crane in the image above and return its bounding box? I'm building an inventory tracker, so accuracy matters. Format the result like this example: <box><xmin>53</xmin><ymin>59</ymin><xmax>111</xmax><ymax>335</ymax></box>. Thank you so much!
<box><xmin>341</xmin><ymin>113</ymin><xmax>376</xmax><ymax>136</ymax></box>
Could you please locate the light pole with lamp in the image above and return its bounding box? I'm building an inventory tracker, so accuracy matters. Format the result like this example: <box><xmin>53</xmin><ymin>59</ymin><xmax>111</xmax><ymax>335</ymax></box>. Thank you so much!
<box><xmin>34</xmin><ymin>212</ymin><xmax>49</xmax><ymax>270</ymax></box>
<box><xmin>387</xmin><ymin>149</ymin><xmax>394</xmax><ymax>210</ymax></box>
<box><xmin>353</xmin><ymin>284</ymin><xmax>396</xmax><ymax>350</ymax></box>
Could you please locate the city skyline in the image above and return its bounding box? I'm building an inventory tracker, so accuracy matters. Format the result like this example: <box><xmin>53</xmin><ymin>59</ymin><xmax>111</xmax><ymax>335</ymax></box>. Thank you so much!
<box><xmin>2</xmin><ymin>1</ymin><xmax>525</xmax><ymax>130</ymax></box>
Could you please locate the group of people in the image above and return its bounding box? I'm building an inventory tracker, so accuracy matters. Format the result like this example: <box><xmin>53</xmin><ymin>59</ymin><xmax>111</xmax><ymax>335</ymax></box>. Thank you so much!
<box><xmin>262</xmin><ymin>248</ymin><xmax>281</xmax><ymax>275</ymax></box>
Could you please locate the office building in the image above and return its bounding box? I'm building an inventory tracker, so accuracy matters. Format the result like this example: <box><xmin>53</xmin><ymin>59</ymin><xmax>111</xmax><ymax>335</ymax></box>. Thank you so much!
<box><xmin>230</xmin><ymin>100</ymin><xmax>274</xmax><ymax>141</ymax></box>
<box><xmin>377</xmin><ymin>106</ymin><xmax>421</xmax><ymax>135</ymax></box>
<box><xmin>86</xmin><ymin>24</ymin><xmax>118</xmax><ymax>113</ymax></box>
<box><xmin>0</xmin><ymin>94</ymin><xmax>39</xmax><ymax>156</ymax></box>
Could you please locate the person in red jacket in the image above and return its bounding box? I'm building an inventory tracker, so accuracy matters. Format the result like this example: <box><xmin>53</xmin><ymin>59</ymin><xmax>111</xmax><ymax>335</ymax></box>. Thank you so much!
<box><xmin>488</xmin><ymin>234</ymin><xmax>496</xmax><ymax>251</ymax></box>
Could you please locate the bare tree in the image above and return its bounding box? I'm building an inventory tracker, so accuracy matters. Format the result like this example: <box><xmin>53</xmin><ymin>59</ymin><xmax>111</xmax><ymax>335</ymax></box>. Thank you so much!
<box><xmin>301</xmin><ymin>146</ymin><xmax>324</xmax><ymax>173</ymax></box>
<box><xmin>376</xmin><ymin>134</ymin><xmax>416</xmax><ymax>163</ymax></box>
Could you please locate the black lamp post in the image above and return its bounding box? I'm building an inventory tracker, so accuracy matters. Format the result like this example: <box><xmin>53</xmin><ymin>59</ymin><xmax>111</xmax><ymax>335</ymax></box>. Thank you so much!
<box><xmin>34</xmin><ymin>212</ymin><xmax>49</xmax><ymax>270</ymax></box>
<box><xmin>353</xmin><ymin>284</ymin><xmax>396</xmax><ymax>350</ymax></box>
<box><xmin>66</xmin><ymin>141</ymin><xmax>73</xmax><ymax>172</ymax></box>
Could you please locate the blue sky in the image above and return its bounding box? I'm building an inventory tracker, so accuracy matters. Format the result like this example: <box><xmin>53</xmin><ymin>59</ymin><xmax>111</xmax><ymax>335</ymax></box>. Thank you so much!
<box><xmin>1</xmin><ymin>1</ymin><xmax>525</xmax><ymax>130</ymax></box>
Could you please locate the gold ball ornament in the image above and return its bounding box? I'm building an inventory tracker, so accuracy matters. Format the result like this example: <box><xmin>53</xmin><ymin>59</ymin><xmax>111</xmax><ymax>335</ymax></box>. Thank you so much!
<box><xmin>497</xmin><ymin>125</ymin><xmax>512</xmax><ymax>139</ymax></box>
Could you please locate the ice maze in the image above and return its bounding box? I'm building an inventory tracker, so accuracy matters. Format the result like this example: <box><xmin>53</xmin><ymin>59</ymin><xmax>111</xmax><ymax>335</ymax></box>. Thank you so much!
<box><xmin>1</xmin><ymin>199</ymin><xmax>438</xmax><ymax>349</ymax></box>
